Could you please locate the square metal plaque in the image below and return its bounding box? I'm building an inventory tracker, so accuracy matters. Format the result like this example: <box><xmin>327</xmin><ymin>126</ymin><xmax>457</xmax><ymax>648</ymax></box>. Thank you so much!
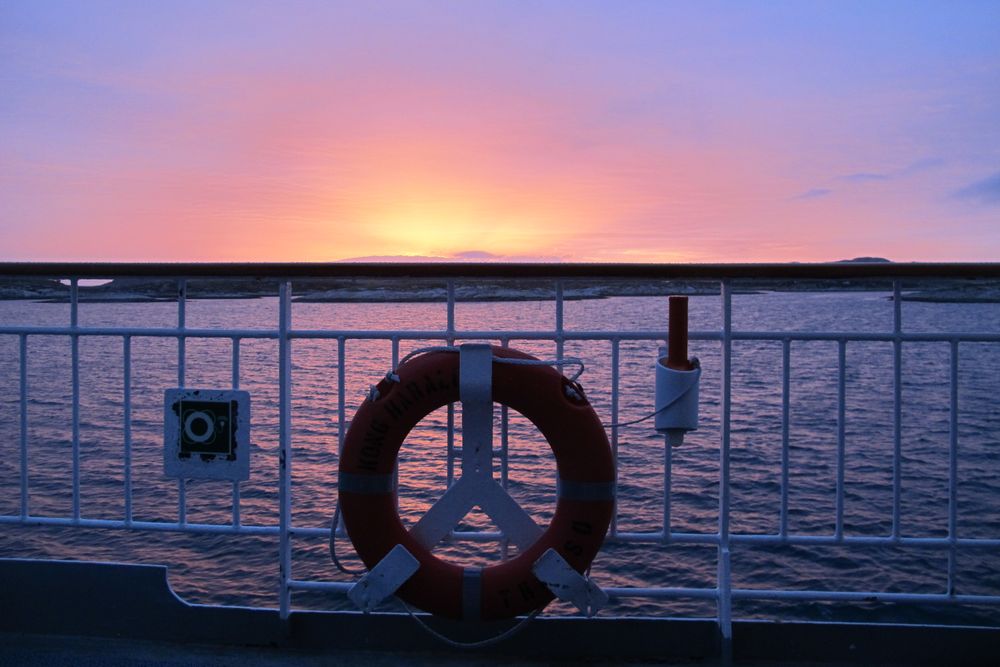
<box><xmin>164</xmin><ymin>388</ymin><xmax>250</xmax><ymax>480</ymax></box>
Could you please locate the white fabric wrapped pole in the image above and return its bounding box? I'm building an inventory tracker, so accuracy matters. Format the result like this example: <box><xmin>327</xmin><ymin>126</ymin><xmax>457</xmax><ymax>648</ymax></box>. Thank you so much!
<box><xmin>654</xmin><ymin>355</ymin><xmax>700</xmax><ymax>446</ymax></box>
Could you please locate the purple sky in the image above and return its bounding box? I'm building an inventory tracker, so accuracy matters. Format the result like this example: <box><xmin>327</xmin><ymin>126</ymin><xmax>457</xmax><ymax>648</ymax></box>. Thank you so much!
<box><xmin>2</xmin><ymin>1</ymin><xmax>999</xmax><ymax>262</ymax></box>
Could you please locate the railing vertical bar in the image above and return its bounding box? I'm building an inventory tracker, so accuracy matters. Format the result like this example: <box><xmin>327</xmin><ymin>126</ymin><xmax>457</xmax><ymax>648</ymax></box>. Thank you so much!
<box><xmin>123</xmin><ymin>335</ymin><xmax>133</xmax><ymax>525</ymax></box>
<box><xmin>780</xmin><ymin>338</ymin><xmax>790</xmax><ymax>538</ymax></box>
<box><xmin>19</xmin><ymin>334</ymin><xmax>29</xmax><ymax>519</ymax></box>
<box><xmin>446</xmin><ymin>280</ymin><xmax>456</xmax><ymax>334</ymax></box>
<box><xmin>231</xmin><ymin>336</ymin><xmax>241</xmax><ymax>527</ymax></box>
<box><xmin>948</xmin><ymin>340</ymin><xmax>959</xmax><ymax>595</ymax></box>
<box><xmin>177</xmin><ymin>484</ymin><xmax>186</xmax><ymax>528</ymax></box>
<box><xmin>70</xmin><ymin>278</ymin><xmax>80</xmax><ymax>521</ymax></box>
<box><xmin>446</xmin><ymin>280</ymin><xmax>456</xmax><ymax>486</ymax></box>
<box><xmin>70</xmin><ymin>277</ymin><xmax>78</xmax><ymax>326</ymax></box>
<box><xmin>231</xmin><ymin>486</ymin><xmax>241</xmax><ymax>528</ymax></box>
<box><xmin>555</xmin><ymin>281</ymin><xmax>564</xmax><ymax>360</ymax></box>
<box><xmin>500</xmin><ymin>336</ymin><xmax>510</xmax><ymax>560</ymax></box>
<box><xmin>231</xmin><ymin>337</ymin><xmax>241</xmax><ymax>389</ymax></box>
<box><xmin>278</xmin><ymin>280</ymin><xmax>292</xmax><ymax>619</ymax></box>
<box><xmin>335</xmin><ymin>337</ymin><xmax>347</xmax><ymax>539</ymax></box>
<box><xmin>554</xmin><ymin>276</ymin><xmax>567</xmax><ymax>562</ymax></box>
<box><xmin>177</xmin><ymin>278</ymin><xmax>187</xmax><ymax>385</ymax></box>
<box><xmin>499</xmin><ymin>336</ymin><xmax>511</xmax><ymax>489</ymax></box>
<box><xmin>337</xmin><ymin>337</ymin><xmax>347</xmax><ymax>453</ymax></box>
<box><xmin>893</xmin><ymin>279</ymin><xmax>902</xmax><ymax>329</ymax></box>
<box><xmin>660</xmin><ymin>335</ymin><xmax>671</xmax><ymax>543</ymax></box>
<box><xmin>663</xmin><ymin>432</ymin><xmax>672</xmax><ymax>543</ymax></box>
<box><xmin>392</xmin><ymin>337</ymin><xmax>400</xmax><ymax>511</ymax></box>
<box><xmin>836</xmin><ymin>339</ymin><xmax>847</xmax><ymax>540</ymax></box>
<box><xmin>718</xmin><ymin>279</ymin><xmax>733</xmax><ymax>653</ymax></box>
<box><xmin>892</xmin><ymin>280</ymin><xmax>902</xmax><ymax>539</ymax></box>
<box><xmin>177</xmin><ymin>278</ymin><xmax>187</xmax><ymax>525</ymax></box>
<box><xmin>610</xmin><ymin>338</ymin><xmax>620</xmax><ymax>537</ymax></box>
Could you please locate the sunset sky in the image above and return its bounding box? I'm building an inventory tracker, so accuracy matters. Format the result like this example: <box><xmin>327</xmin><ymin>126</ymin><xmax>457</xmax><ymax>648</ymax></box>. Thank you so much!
<box><xmin>2</xmin><ymin>1</ymin><xmax>998</xmax><ymax>263</ymax></box>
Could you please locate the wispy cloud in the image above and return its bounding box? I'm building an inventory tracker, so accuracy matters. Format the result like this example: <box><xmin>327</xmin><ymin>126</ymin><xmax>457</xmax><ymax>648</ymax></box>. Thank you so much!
<box><xmin>796</xmin><ymin>157</ymin><xmax>945</xmax><ymax>203</ymax></box>
<box><xmin>791</xmin><ymin>188</ymin><xmax>833</xmax><ymax>201</ymax></box>
<box><xmin>901</xmin><ymin>157</ymin><xmax>945</xmax><ymax>174</ymax></box>
<box><xmin>953</xmin><ymin>171</ymin><xmax>1000</xmax><ymax>205</ymax></box>
<box><xmin>837</xmin><ymin>157</ymin><xmax>943</xmax><ymax>184</ymax></box>
<box><xmin>838</xmin><ymin>172</ymin><xmax>889</xmax><ymax>183</ymax></box>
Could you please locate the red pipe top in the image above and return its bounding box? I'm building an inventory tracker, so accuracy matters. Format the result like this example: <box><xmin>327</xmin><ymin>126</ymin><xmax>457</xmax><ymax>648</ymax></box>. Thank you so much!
<box><xmin>666</xmin><ymin>296</ymin><xmax>694</xmax><ymax>371</ymax></box>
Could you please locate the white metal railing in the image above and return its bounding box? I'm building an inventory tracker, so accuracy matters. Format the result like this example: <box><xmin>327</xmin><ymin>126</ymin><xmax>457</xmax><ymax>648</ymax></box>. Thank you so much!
<box><xmin>1</xmin><ymin>264</ymin><xmax>999</xmax><ymax>640</ymax></box>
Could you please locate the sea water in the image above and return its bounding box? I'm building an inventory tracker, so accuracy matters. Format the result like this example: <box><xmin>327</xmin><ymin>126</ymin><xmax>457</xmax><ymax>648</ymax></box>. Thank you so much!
<box><xmin>0</xmin><ymin>291</ymin><xmax>997</xmax><ymax>624</ymax></box>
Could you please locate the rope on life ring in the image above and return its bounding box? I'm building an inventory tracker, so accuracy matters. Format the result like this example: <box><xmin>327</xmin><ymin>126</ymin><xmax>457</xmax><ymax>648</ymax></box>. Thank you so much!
<box><xmin>338</xmin><ymin>345</ymin><xmax>615</xmax><ymax>620</ymax></box>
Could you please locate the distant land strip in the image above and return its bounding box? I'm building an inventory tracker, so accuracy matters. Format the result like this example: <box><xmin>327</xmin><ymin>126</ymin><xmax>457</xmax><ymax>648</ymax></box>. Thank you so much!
<box><xmin>3</xmin><ymin>275</ymin><xmax>999</xmax><ymax>303</ymax></box>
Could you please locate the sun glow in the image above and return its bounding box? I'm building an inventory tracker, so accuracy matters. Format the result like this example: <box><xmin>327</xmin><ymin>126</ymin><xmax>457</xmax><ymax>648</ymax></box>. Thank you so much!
<box><xmin>340</xmin><ymin>163</ymin><xmax>591</xmax><ymax>259</ymax></box>
<box><xmin>366</xmin><ymin>200</ymin><xmax>553</xmax><ymax>257</ymax></box>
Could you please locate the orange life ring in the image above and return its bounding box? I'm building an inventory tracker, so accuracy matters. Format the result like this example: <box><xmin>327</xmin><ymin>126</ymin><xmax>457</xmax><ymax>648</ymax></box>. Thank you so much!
<box><xmin>338</xmin><ymin>346</ymin><xmax>614</xmax><ymax>620</ymax></box>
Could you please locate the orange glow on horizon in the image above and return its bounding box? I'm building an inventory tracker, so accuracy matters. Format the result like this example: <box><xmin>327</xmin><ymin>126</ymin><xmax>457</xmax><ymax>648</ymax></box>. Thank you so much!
<box><xmin>343</xmin><ymin>180</ymin><xmax>583</xmax><ymax>259</ymax></box>
<box><xmin>309</xmin><ymin>135</ymin><xmax>636</xmax><ymax>261</ymax></box>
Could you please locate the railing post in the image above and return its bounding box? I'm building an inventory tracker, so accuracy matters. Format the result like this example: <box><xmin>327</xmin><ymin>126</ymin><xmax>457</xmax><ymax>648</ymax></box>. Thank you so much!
<box><xmin>176</xmin><ymin>279</ymin><xmax>187</xmax><ymax>525</ymax></box>
<box><xmin>334</xmin><ymin>336</ymin><xmax>347</xmax><ymax>542</ymax></box>
<box><xmin>500</xmin><ymin>336</ymin><xmax>512</xmax><ymax>560</ymax></box>
<box><xmin>19</xmin><ymin>334</ymin><xmax>29</xmax><ymax>519</ymax></box>
<box><xmin>718</xmin><ymin>279</ymin><xmax>733</xmax><ymax>661</ymax></box>
<box><xmin>780</xmin><ymin>337</ymin><xmax>790</xmax><ymax>538</ymax></box>
<box><xmin>892</xmin><ymin>280</ymin><xmax>902</xmax><ymax>539</ymax></box>
<box><xmin>231</xmin><ymin>336</ymin><xmax>241</xmax><ymax>527</ymax></box>
<box><xmin>836</xmin><ymin>339</ymin><xmax>847</xmax><ymax>540</ymax></box>
<box><xmin>278</xmin><ymin>280</ymin><xmax>293</xmax><ymax>620</ymax></box>
<box><xmin>446</xmin><ymin>280</ymin><xmax>456</xmax><ymax>487</ymax></box>
<box><xmin>555</xmin><ymin>280</ymin><xmax>564</xmax><ymax>360</ymax></box>
<box><xmin>610</xmin><ymin>338</ymin><xmax>620</xmax><ymax>538</ymax></box>
<box><xmin>123</xmin><ymin>335</ymin><xmax>133</xmax><ymax>526</ymax></box>
<box><xmin>948</xmin><ymin>340</ymin><xmax>959</xmax><ymax>595</ymax></box>
<box><xmin>70</xmin><ymin>278</ymin><xmax>80</xmax><ymax>522</ymax></box>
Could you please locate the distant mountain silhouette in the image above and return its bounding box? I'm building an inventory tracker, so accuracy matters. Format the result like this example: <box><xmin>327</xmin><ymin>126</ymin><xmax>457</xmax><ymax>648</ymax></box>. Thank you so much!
<box><xmin>837</xmin><ymin>257</ymin><xmax>892</xmax><ymax>263</ymax></box>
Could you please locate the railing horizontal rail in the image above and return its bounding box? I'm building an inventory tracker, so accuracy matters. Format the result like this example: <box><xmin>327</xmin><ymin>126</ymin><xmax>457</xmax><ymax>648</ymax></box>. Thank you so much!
<box><xmin>2</xmin><ymin>261</ymin><xmax>1000</xmax><ymax>280</ymax></box>
<box><xmin>4</xmin><ymin>325</ymin><xmax>1000</xmax><ymax>345</ymax></box>
<box><xmin>730</xmin><ymin>590</ymin><xmax>1000</xmax><ymax>605</ymax></box>
<box><xmin>281</xmin><ymin>580</ymin><xmax>1000</xmax><ymax>606</ymax></box>
<box><xmin>8</xmin><ymin>515</ymin><xmax>998</xmax><ymax>551</ymax></box>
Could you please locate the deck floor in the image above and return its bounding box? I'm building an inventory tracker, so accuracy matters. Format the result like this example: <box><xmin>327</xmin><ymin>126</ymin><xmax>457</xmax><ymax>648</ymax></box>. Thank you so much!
<box><xmin>1</xmin><ymin>632</ymin><xmax>926</xmax><ymax>667</ymax></box>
